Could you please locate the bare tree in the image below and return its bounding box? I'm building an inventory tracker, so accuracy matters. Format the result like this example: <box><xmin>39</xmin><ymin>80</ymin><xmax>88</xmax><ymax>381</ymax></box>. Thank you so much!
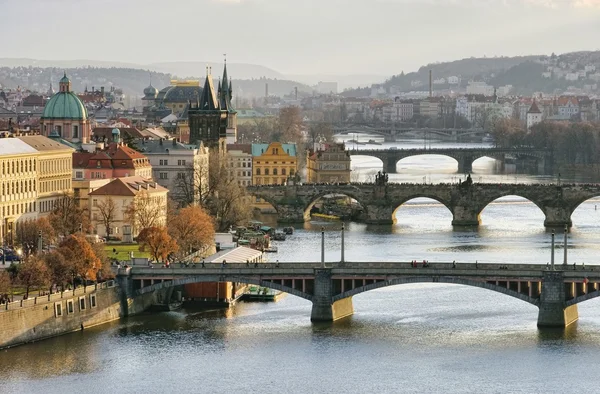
<box><xmin>125</xmin><ymin>191</ymin><xmax>165</xmax><ymax>234</ymax></box>
<box><xmin>97</xmin><ymin>197</ymin><xmax>117</xmax><ymax>237</ymax></box>
<box><xmin>49</xmin><ymin>192</ymin><xmax>89</xmax><ymax>237</ymax></box>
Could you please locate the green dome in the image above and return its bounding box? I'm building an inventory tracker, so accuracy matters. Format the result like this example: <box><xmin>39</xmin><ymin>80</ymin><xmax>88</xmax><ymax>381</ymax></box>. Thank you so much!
<box><xmin>42</xmin><ymin>91</ymin><xmax>88</xmax><ymax>120</ymax></box>
<box><xmin>60</xmin><ymin>74</ymin><xmax>70</xmax><ymax>84</ymax></box>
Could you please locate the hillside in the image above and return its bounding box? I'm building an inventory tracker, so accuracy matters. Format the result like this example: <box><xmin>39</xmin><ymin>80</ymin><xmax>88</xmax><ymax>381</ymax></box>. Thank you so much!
<box><xmin>0</xmin><ymin>65</ymin><xmax>312</xmax><ymax>99</ymax></box>
<box><xmin>345</xmin><ymin>51</ymin><xmax>600</xmax><ymax>96</ymax></box>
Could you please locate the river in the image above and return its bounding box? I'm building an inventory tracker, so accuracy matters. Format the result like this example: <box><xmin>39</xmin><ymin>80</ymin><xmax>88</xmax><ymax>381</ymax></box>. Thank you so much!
<box><xmin>2</xmin><ymin>136</ymin><xmax>600</xmax><ymax>394</ymax></box>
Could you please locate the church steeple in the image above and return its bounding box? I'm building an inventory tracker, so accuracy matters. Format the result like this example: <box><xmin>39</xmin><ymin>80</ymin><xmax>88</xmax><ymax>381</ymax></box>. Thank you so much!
<box><xmin>219</xmin><ymin>60</ymin><xmax>232</xmax><ymax>111</ymax></box>
<box><xmin>198</xmin><ymin>66</ymin><xmax>219</xmax><ymax>111</ymax></box>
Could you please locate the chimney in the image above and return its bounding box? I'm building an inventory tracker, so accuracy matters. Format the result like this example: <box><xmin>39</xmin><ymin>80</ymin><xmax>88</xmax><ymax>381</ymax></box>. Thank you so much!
<box><xmin>429</xmin><ymin>70</ymin><xmax>432</xmax><ymax>98</ymax></box>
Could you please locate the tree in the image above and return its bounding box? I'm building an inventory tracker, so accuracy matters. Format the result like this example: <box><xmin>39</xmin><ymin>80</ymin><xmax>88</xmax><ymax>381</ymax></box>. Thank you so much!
<box><xmin>49</xmin><ymin>192</ymin><xmax>89</xmax><ymax>237</ymax></box>
<box><xmin>90</xmin><ymin>242</ymin><xmax>114</xmax><ymax>281</ymax></box>
<box><xmin>0</xmin><ymin>270</ymin><xmax>12</xmax><ymax>299</ymax></box>
<box><xmin>17</xmin><ymin>256</ymin><xmax>50</xmax><ymax>298</ymax></box>
<box><xmin>97</xmin><ymin>197</ymin><xmax>117</xmax><ymax>237</ymax></box>
<box><xmin>125</xmin><ymin>191</ymin><xmax>165</xmax><ymax>234</ymax></box>
<box><xmin>58</xmin><ymin>234</ymin><xmax>102</xmax><ymax>283</ymax></box>
<box><xmin>168</xmin><ymin>205</ymin><xmax>215</xmax><ymax>257</ymax></box>
<box><xmin>137</xmin><ymin>226</ymin><xmax>178</xmax><ymax>263</ymax></box>
<box><xmin>307</xmin><ymin>122</ymin><xmax>334</xmax><ymax>146</ymax></box>
<box><xmin>15</xmin><ymin>217</ymin><xmax>56</xmax><ymax>254</ymax></box>
<box><xmin>44</xmin><ymin>251</ymin><xmax>71</xmax><ymax>290</ymax></box>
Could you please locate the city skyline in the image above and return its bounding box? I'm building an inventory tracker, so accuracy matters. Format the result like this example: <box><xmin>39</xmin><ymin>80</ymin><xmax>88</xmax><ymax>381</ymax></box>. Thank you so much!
<box><xmin>1</xmin><ymin>0</ymin><xmax>600</xmax><ymax>77</ymax></box>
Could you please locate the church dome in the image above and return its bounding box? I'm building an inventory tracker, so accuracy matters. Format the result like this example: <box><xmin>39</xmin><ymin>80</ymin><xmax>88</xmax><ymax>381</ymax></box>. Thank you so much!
<box><xmin>42</xmin><ymin>91</ymin><xmax>88</xmax><ymax>120</ymax></box>
<box><xmin>112</xmin><ymin>127</ymin><xmax>120</xmax><ymax>135</ymax></box>
<box><xmin>144</xmin><ymin>84</ymin><xmax>158</xmax><ymax>98</ymax></box>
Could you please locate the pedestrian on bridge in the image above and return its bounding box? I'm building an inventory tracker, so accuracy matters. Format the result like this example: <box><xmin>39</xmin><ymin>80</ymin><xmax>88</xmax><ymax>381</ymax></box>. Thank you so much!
<box><xmin>452</xmin><ymin>260</ymin><xmax>456</xmax><ymax>269</ymax></box>
<box><xmin>246</xmin><ymin>259</ymin><xmax>250</xmax><ymax>267</ymax></box>
<box><xmin>475</xmin><ymin>260</ymin><xmax>478</xmax><ymax>269</ymax></box>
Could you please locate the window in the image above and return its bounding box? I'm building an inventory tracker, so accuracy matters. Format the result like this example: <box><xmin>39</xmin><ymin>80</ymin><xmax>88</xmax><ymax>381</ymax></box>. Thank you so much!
<box><xmin>159</xmin><ymin>172</ymin><xmax>168</xmax><ymax>180</ymax></box>
<box><xmin>73</xmin><ymin>125</ymin><xmax>79</xmax><ymax>138</ymax></box>
<box><xmin>177</xmin><ymin>160</ymin><xmax>186</xmax><ymax>166</ymax></box>
<box><xmin>93</xmin><ymin>199</ymin><xmax>98</xmax><ymax>207</ymax></box>
<box><xmin>67</xmin><ymin>299</ymin><xmax>74</xmax><ymax>314</ymax></box>
<box><xmin>265</xmin><ymin>169</ymin><xmax>269</xmax><ymax>175</ymax></box>
<box><xmin>256</xmin><ymin>168</ymin><xmax>261</xmax><ymax>175</ymax></box>
<box><xmin>282</xmin><ymin>169</ymin><xmax>286</xmax><ymax>176</ymax></box>
<box><xmin>76</xmin><ymin>171</ymin><xmax>83</xmax><ymax>179</ymax></box>
<box><xmin>177</xmin><ymin>172</ymin><xmax>184</xmax><ymax>179</ymax></box>
<box><xmin>55</xmin><ymin>302</ymin><xmax>63</xmax><ymax>317</ymax></box>
<box><xmin>273</xmin><ymin>168</ymin><xmax>278</xmax><ymax>175</ymax></box>
<box><xmin>90</xmin><ymin>294</ymin><xmax>97</xmax><ymax>308</ymax></box>
<box><xmin>79</xmin><ymin>297</ymin><xmax>86</xmax><ymax>311</ymax></box>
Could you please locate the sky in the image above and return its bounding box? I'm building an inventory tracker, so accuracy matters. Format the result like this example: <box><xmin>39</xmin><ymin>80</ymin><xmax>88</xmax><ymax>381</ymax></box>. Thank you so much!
<box><xmin>1</xmin><ymin>0</ymin><xmax>600</xmax><ymax>77</ymax></box>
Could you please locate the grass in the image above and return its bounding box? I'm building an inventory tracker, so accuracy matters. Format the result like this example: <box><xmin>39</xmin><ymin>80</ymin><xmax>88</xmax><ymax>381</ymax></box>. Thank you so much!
<box><xmin>104</xmin><ymin>244</ymin><xmax>151</xmax><ymax>260</ymax></box>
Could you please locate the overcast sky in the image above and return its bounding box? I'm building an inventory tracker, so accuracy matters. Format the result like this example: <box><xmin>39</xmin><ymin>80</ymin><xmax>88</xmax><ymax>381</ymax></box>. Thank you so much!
<box><xmin>2</xmin><ymin>0</ymin><xmax>600</xmax><ymax>76</ymax></box>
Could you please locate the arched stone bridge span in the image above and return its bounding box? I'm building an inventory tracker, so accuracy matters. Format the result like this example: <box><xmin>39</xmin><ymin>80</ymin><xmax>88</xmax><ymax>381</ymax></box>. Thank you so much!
<box><xmin>247</xmin><ymin>183</ymin><xmax>600</xmax><ymax>228</ymax></box>
<box><xmin>333</xmin><ymin>125</ymin><xmax>485</xmax><ymax>142</ymax></box>
<box><xmin>349</xmin><ymin>147</ymin><xmax>552</xmax><ymax>173</ymax></box>
<box><xmin>116</xmin><ymin>262</ymin><xmax>600</xmax><ymax>327</ymax></box>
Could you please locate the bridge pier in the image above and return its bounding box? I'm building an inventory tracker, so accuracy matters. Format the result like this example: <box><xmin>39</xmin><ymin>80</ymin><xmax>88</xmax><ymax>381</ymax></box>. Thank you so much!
<box><xmin>451</xmin><ymin>206</ymin><xmax>480</xmax><ymax>227</ymax></box>
<box><xmin>276</xmin><ymin>205</ymin><xmax>309</xmax><ymax>224</ymax></box>
<box><xmin>538</xmin><ymin>271</ymin><xmax>579</xmax><ymax>327</ymax></box>
<box><xmin>311</xmin><ymin>269</ymin><xmax>354</xmax><ymax>322</ymax></box>
<box><xmin>364</xmin><ymin>204</ymin><xmax>395</xmax><ymax>225</ymax></box>
<box><xmin>543</xmin><ymin>206</ymin><xmax>573</xmax><ymax>229</ymax></box>
<box><xmin>457</xmin><ymin>156</ymin><xmax>473</xmax><ymax>174</ymax></box>
<box><xmin>381</xmin><ymin>157</ymin><xmax>397</xmax><ymax>174</ymax></box>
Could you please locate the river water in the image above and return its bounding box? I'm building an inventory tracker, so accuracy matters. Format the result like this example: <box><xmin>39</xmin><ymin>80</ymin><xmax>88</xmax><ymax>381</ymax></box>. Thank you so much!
<box><xmin>3</xmin><ymin>136</ymin><xmax>600</xmax><ymax>394</ymax></box>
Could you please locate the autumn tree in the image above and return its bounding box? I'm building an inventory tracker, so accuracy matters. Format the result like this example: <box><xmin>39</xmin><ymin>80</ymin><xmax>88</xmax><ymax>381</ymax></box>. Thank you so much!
<box><xmin>125</xmin><ymin>191</ymin><xmax>165</xmax><ymax>234</ymax></box>
<box><xmin>97</xmin><ymin>197</ymin><xmax>118</xmax><ymax>237</ymax></box>
<box><xmin>15</xmin><ymin>217</ymin><xmax>56</xmax><ymax>254</ymax></box>
<box><xmin>90</xmin><ymin>242</ymin><xmax>114</xmax><ymax>281</ymax></box>
<box><xmin>168</xmin><ymin>205</ymin><xmax>215</xmax><ymax>256</ymax></box>
<box><xmin>49</xmin><ymin>192</ymin><xmax>90</xmax><ymax>237</ymax></box>
<box><xmin>58</xmin><ymin>234</ymin><xmax>102</xmax><ymax>284</ymax></box>
<box><xmin>17</xmin><ymin>256</ymin><xmax>50</xmax><ymax>298</ymax></box>
<box><xmin>43</xmin><ymin>250</ymin><xmax>71</xmax><ymax>290</ymax></box>
<box><xmin>137</xmin><ymin>226</ymin><xmax>178</xmax><ymax>263</ymax></box>
<box><xmin>0</xmin><ymin>270</ymin><xmax>12</xmax><ymax>299</ymax></box>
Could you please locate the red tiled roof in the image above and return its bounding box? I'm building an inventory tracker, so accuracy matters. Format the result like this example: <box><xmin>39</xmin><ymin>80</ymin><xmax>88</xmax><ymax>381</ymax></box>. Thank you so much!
<box><xmin>89</xmin><ymin>176</ymin><xmax>167</xmax><ymax>197</ymax></box>
<box><xmin>227</xmin><ymin>143</ymin><xmax>252</xmax><ymax>154</ymax></box>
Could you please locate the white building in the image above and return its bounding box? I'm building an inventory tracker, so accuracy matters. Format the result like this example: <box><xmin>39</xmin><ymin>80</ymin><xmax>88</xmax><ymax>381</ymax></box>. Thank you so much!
<box><xmin>565</xmin><ymin>73</ymin><xmax>579</xmax><ymax>81</ymax></box>
<box><xmin>227</xmin><ymin>144</ymin><xmax>253</xmax><ymax>187</ymax></box>
<box><xmin>447</xmin><ymin>76</ymin><xmax>459</xmax><ymax>85</ymax></box>
<box><xmin>466</xmin><ymin>81</ymin><xmax>495</xmax><ymax>96</ymax></box>
<box><xmin>527</xmin><ymin>101</ymin><xmax>543</xmax><ymax>130</ymax></box>
<box><xmin>141</xmin><ymin>138</ymin><xmax>209</xmax><ymax>204</ymax></box>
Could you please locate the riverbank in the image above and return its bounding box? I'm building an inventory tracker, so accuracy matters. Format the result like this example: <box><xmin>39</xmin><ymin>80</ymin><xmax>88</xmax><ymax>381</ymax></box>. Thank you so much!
<box><xmin>0</xmin><ymin>282</ymin><xmax>121</xmax><ymax>350</ymax></box>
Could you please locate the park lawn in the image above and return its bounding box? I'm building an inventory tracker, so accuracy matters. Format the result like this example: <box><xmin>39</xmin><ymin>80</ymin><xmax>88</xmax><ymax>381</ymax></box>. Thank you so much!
<box><xmin>104</xmin><ymin>244</ymin><xmax>151</xmax><ymax>260</ymax></box>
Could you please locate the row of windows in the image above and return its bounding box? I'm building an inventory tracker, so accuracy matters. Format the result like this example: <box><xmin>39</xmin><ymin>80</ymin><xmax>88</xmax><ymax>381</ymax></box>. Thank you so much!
<box><xmin>40</xmin><ymin>179</ymin><xmax>70</xmax><ymax>195</ymax></box>
<box><xmin>41</xmin><ymin>158</ymin><xmax>71</xmax><ymax>175</ymax></box>
<box><xmin>1</xmin><ymin>179</ymin><xmax>36</xmax><ymax>195</ymax></box>
<box><xmin>255</xmin><ymin>161</ymin><xmax>294</xmax><ymax>165</ymax></box>
<box><xmin>159</xmin><ymin>159</ymin><xmax>188</xmax><ymax>166</ymax></box>
<box><xmin>1</xmin><ymin>158</ymin><xmax>36</xmax><ymax>176</ymax></box>
<box><xmin>255</xmin><ymin>168</ymin><xmax>295</xmax><ymax>176</ymax></box>
<box><xmin>236</xmin><ymin>171</ymin><xmax>252</xmax><ymax>177</ymax></box>
<box><xmin>253</xmin><ymin>177</ymin><xmax>288</xmax><ymax>185</ymax></box>
<box><xmin>1</xmin><ymin>201</ymin><xmax>36</xmax><ymax>217</ymax></box>
<box><xmin>54</xmin><ymin>295</ymin><xmax>97</xmax><ymax>317</ymax></box>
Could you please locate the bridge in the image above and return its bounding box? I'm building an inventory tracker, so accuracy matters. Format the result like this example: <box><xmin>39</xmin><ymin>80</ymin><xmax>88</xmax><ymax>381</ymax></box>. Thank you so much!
<box><xmin>116</xmin><ymin>262</ymin><xmax>598</xmax><ymax>327</ymax></box>
<box><xmin>348</xmin><ymin>147</ymin><xmax>552</xmax><ymax>173</ymax></box>
<box><xmin>333</xmin><ymin>124</ymin><xmax>485</xmax><ymax>142</ymax></box>
<box><xmin>246</xmin><ymin>183</ymin><xmax>600</xmax><ymax>227</ymax></box>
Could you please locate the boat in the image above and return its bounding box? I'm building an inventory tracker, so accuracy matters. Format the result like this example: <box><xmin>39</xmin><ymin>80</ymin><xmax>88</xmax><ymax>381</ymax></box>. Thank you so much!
<box><xmin>283</xmin><ymin>227</ymin><xmax>294</xmax><ymax>235</ymax></box>
<box><xmin>265</xmin><ymin>246</ymin><xmax>278</xmax><ymax>253</ymax></box>
<box><xmin>368</xmin><ymin>139</ymin><xmax>382</xmax><ymax>145</ymax></box>
<box><xmin>273</xmin><ymin>231</ymin><xmax>286</xmax><ymax>241</ymax></box>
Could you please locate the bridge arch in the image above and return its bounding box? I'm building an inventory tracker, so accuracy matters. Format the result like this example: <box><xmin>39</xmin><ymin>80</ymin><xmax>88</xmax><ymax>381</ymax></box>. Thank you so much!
<box><xmin>333</xmin><ymin>276</ymin><xmax>539</xmax><ymax>306</ymax></box>
<box><xmin>568</xmin><ymin>195</ymin><xmax>600</xmax><ymax>217</ymax></box>
<box><xmin>136</xmin><ymin>275</ymin><xmax>314</xmax><ymax>302</ymax></box>
<box><xmin>304</xmin><ymin>190</ymin><xmax>367</xmax><ymax>221</ymax></box>
<box><xmin>476</xmin><ymin>194</ymin><xmax>547</xmax><ymax>224</ymax></box>
<box><xmin>391</xmin><ymin>195</ymin><xmax>453</xmax><ymax>225</ymax></box>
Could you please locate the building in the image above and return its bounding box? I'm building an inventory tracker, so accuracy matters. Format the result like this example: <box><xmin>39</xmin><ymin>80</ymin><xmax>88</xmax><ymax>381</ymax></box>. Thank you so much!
<box><xmin>227</xmin><ymin>144</ymin><xmax>253</xmax><ymax>186</ymax></box>
<box><xmin>466</xmin><ymin>81</ymin><xmax>495</xmax><ymax>96</ymax></box>
<box><xmin>16</xmin><ymin>136</ymin><xmax>73</xmax><ymax>216</ymax></box>
<box><xmin>40</xmin><ymin>73</ymin><xmax>91</xmax><ymax>144</ymax></box>
<box><xmin>557</xmin><ymin>96</ymin><xmax>580</xmax><ymax>119</ymax></box>
<box><xmin>140</xmin><ymin>138</ymin><xmax>209</xmax><ymax>204</ymax></box>
<box><xmin>251</xmin><ymin>142</ymin><xmax>297</xmax><ymax>186</ymax></box>
<box><xmin>526</xmin><ymin>101</ymin><xmax>543</xmax><ymax>130</ymax></box>
<box><xmin>88</xmin><ymin>176</ymin><xmax>168</xmax><ymax>240</ymax></box>
<box><xmin>188</xmin><ymin>63</ymin><xmax>237</xmax><ymax>153</ymax></box>
<box><xmin>0</xmin><ymin>136</ymin><xmax>75</xmax><ymax>244</ymax></box>
<box><xmin>307</xmin><ymin>143</ymin><xmax>351</xmax><ymax>183</ymax></box>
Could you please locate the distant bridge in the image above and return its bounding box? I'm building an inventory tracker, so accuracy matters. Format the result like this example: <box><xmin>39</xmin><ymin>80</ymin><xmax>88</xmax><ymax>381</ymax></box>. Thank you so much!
<box><xmin>333</xmin><ymin>124</ymin><xmax>485</xmax><ymax>141</ymax></box>
<box><xmin>117</xmin><ymin>262</ymin><xmax>595</xmax><ymax>327</ymax></box>
<box><xmin>349</xmin><ymin>147</ymin><xmax>552</xmax><ymax>173</ymax></box>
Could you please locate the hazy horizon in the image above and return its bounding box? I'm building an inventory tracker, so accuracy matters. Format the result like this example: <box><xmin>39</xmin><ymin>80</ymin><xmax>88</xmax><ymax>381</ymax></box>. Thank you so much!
<box><xmin>2</xmin><ymin>0</ymin><xmax>600</xmax><ymax>77</ymax></box>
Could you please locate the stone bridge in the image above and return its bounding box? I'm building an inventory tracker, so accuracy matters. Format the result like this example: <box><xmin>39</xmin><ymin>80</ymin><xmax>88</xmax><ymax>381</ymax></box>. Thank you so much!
<box><xmin>333</xmin><ymin>125</ymin><xmax>485</xmax><ymax>142</ymax></box>
<box><xmin>349</xmin><ymin>147</ymin><xmax>552</xmax><ymax>173</ymax></box>
<box><xmin>246</xmin><ymin>183</ymin><xmax>600</xmax><ymax>227</ymax></box>
<box><xmin>116</xmin><ymin>262</ymin><xmax>600</xmax><ymax>327</ymax></box>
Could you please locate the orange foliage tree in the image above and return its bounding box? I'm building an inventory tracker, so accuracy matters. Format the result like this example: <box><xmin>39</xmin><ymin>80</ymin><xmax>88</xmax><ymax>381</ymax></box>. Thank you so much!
<box><xmin>168</xmin><ymin>205</ymin><xmax>215</xmax><ymax>257</ymax></box>
<box><xmin>137</xmin><ymin>226</ymin><xmax>178</xmax><ymax>263</ymax></box>
<box><xmin>58</xmin><ymin>234</ymin><xmax>102</xmax><ymax>283</ymax></box>
<box><xmin>17</xmin><ymin>256</ymin><xmax>50</xmax><ymax>298</ymax></box>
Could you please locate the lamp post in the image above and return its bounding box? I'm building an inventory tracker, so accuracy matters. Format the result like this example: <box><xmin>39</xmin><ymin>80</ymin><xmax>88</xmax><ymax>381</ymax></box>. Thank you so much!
<box><xmin>321</xmin><ymin>226</ymin><xmax>325</xmax><ymax>268</ymax></box>
<box><xmin>563</xmin><ymin>225</ymin><xmax>568</xmax><ymax>266</ymax></box>
<box><xmin>550</xmin><ymin>231</ymin><xmax>555</xmax><ymax>270</ymax></box>
<box><xmin>340</xmin><ymin>223</ymin><xmax>345</xmax><ymax>263</ymax></box>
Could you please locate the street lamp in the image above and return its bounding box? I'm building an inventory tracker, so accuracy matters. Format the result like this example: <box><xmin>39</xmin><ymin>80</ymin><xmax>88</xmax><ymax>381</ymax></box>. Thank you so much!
<box><xmin>321</xmin><ymin>227</ymin><xmax>325</xmax><ymax>268</ymax></box>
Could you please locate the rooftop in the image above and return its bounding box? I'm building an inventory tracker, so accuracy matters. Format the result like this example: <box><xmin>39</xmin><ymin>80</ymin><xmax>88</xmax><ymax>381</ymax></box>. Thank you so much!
<box><xmin>0</xmin><ymin>138</ymin><xmax>38</xmax><ymax>156</ymax></box>
<box><xmin>89</xmin><ymin>176</ymin><xmax>167</xmax><ymax>197</ymax></box>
